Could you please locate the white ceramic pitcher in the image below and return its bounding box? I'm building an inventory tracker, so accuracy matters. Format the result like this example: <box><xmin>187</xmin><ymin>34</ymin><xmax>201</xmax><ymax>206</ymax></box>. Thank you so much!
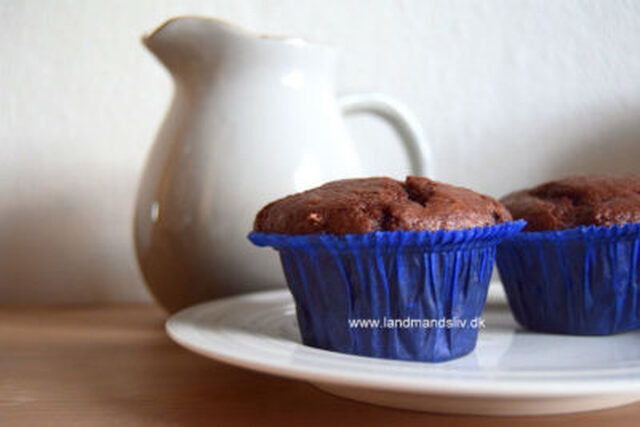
<box><xmin>135</xmin><ymin>17</ymin><xmax>432</xmax><ymax>312</ymax></box>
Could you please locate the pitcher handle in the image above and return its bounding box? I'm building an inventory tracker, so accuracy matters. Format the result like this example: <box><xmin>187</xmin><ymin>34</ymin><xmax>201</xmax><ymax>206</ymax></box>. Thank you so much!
<box><xmin>338</xmin><ymin>92</ymin><xmax>433</xmax><ymax>177</ymax></box>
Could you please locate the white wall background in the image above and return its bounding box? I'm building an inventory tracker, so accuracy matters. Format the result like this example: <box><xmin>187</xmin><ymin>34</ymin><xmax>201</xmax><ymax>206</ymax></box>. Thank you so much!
<box><xmin>2</xmin><ymin>0</ymin><xmax>640</xmax><ymax>303</ymax></box>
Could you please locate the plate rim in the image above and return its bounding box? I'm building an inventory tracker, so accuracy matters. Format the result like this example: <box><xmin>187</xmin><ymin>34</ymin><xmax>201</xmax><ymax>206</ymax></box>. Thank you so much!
<box><xmin>166</xmin><ymin>288</ymin><xmax>640</xmax><ymax>398</ymax></box>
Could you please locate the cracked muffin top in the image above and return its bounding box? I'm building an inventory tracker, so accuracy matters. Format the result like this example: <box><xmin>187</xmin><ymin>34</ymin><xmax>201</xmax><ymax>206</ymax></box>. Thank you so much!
<box><xmin>253</xmin><ymin>176</ymin><xmax>512</xmax><ymax>234</ymax></box>
<box><xmin>501</xmin><ymin>175</ymin><xmax>640</xmax><ymax>232</ymax></box>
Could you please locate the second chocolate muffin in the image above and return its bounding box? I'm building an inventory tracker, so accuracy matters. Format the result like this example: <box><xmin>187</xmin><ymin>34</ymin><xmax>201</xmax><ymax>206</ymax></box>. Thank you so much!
<box><xmin>497</xmin><ymin>175</ymin><xmax>640</xmax><ymax>335</ymax></box>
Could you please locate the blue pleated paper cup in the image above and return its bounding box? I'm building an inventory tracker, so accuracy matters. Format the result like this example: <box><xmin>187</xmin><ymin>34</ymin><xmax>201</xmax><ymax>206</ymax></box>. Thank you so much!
<box><xmin>248</xmin><ymin>221</ymin><xmax>525</xmax><ymax>363</ymax></box>
<box><xmin>496</xmin><ymin>223</ymin><xmax>640</xmax><ymax>335</ymax></box>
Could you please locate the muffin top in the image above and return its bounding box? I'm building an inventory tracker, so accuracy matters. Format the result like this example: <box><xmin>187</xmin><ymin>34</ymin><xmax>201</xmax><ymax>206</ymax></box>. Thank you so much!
<box><xmin>501</xmin><ymin>175</ymin><xmax>640</xmax><ymax>231</ymax></box>
<box><xmin>253</xmin><ymin>176</ymin><xmax>512</xmax><ymax>235</ymax></box>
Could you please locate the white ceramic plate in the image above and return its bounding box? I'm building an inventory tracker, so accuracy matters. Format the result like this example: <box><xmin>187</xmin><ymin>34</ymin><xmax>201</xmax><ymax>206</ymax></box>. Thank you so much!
<box><xmin>166</xmin><ymin>285</ymin><xmax>640</xmax><ymax>416</ymax></box>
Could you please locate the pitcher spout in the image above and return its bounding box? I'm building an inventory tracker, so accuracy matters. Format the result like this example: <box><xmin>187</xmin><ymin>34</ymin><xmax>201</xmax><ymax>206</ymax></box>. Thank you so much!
<box><xmin>144</xmin><ymin>16</ymin><xmax>336</xmax><ymax>83</ymax></box>
<box><xmin>143</xmin><ymin>16</ymin><xmax>230</xmax><ymax>77</ymax></box>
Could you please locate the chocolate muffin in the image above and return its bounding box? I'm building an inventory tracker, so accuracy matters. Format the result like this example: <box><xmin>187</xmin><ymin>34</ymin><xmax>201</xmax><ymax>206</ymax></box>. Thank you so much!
<box><xmin>501</xmin><ymin>175</ymin><xmax>640</xmax><ymax>232</ymax></box>
<box><xmin>249</xmin><ymin>176</ymin><xmax>524</xmax><ymax>362</ymax></box>
<box><xmin>254</xmin><ymin>176</ymin><xmax>512</xmax><ymax>234</ymax></box>
<box><xmin>497</xmin><ymin>175</ymin><xmax>640</xmax><ymax>335</ymax></box>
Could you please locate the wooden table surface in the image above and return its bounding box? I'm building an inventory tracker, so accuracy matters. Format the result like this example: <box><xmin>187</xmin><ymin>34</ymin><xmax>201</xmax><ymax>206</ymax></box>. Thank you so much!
<box><xmin>0</xmin><ymin>304</ymin><xmax>638</xmax><ymax>426</ymax></box>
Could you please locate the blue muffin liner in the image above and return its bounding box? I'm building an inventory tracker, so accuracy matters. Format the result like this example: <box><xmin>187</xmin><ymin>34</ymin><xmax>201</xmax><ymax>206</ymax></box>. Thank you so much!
<box><xmin>249</xmin><ymin>220</ymin><xmax>525</xmax><ymax>362</ymax></box>
<box><xmin>496</xmin><ymin>223</ymin><xmax>640</xmax><ymax>335</ymax></box>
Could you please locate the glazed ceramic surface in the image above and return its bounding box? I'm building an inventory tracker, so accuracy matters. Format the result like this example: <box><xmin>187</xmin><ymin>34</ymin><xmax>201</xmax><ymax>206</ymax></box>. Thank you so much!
<box><xmin>134</xmin><ymin>17</ymin><xmax>431</xmax><ymax>312</ymax></box>
<box><xmin>166</xmin><ymin>285</ymin><xmax>640</xmax><ymax>416</ymax></box>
